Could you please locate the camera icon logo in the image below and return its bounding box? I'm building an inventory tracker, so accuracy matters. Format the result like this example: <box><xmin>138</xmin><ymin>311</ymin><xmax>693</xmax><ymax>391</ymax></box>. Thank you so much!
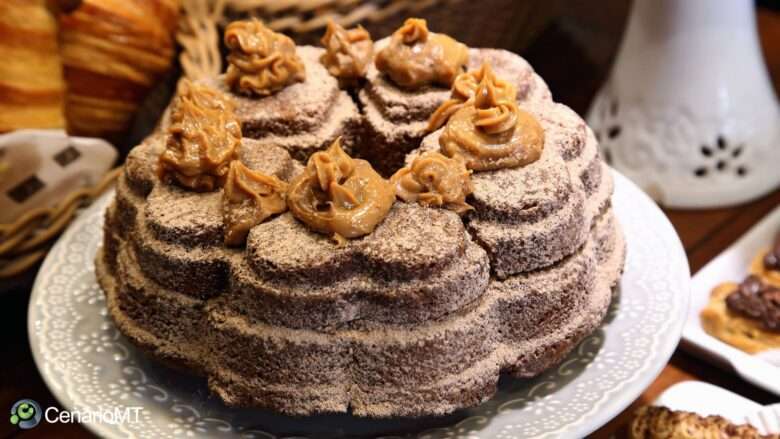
<box><xmin>10</xmin><ymin>399</ymin><xmax>42</xmax><ymax>429</ymax></box>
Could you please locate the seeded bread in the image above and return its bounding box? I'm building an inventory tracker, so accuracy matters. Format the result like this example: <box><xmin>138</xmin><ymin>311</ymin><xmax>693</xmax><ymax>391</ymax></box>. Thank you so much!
<box><xmin>630</xmin><ymin>406</ymin><xmax>780</xmax><ymax>439</ymax></box>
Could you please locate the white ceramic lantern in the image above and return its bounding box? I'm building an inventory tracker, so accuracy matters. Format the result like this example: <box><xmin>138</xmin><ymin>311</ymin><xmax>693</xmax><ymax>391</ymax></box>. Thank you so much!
<box><xmin>588</xmin><ymin>0</ymin><xmax>780</xmax><ymax>208</ymax></box>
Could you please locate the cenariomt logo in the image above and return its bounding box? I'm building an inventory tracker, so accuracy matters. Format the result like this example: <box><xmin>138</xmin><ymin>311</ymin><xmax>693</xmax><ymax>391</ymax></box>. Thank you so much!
<box><xmin>10</xmin><ymin>399</ymin><xmax>143</xmax><ymax>429</ymax></box>
<box><xmin>10</xmin><ymin>399</ymin><xmax>42</xmax><ymax>429</ymax></box>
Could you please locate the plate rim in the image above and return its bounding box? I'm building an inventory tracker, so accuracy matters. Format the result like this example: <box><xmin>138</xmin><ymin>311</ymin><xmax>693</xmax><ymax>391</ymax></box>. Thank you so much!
<box><xmin>559</xmin><ymin>170</ymin><xmax>690</xmax><ymax>437</ymax></box>
<box><xmin>27</xmin><ymin>169</ymin><xmax>691</xmax><ymax>438</ymax></box>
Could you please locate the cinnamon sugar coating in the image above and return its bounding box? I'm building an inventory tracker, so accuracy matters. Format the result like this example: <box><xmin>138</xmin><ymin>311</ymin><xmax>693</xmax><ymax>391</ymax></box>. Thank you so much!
<box><xmin>214</xmin><ymin>46</ymin><xmax>362</xmax><ymax>161</ymax></box>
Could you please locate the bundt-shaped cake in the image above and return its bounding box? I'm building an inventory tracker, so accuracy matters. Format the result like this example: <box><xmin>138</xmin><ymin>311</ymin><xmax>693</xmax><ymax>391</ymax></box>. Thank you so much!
<box><xmin>96</xmin><ymin>18</ymin><xmax>625</xmax><ymax>417</ymax></box>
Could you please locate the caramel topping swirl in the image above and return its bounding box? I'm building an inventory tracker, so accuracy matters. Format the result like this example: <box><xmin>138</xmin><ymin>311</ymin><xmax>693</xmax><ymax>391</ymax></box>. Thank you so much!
<box><xmin>320</xmin><ymin>20</ymin><xmax>373</xmax><ymax>82</ymax></box>
<box><xmin>726</xmin><ymin>275</ymin><xmax>780</xmax><ymax>332</ymax></box>
<box><xmin>222</xmin><ymin>161</ymin><xmax>288</xmax><ymax>246</ymax></box>
<box><xmin>224</xmin><ymin>19</ymin><xmax>305</xmax><ymax>96</ymax></box>
<box><xmin>159</xmin><ymin>80</ymin><xmax>241</xmax><ymax>192</ymax></box>
<box><xmin>391</xmin><ymin>152</ymin><xmax>474</xmax><ymax>215</ymax></box>
<box><xmin>428</xmin><ymin>63</ymin><xmax>516</xmax><ymax>132</ymax></box>
<box><xmin>287</xmin><ymin>138</ymin><xmax>395</xmax><ymax>241</ymax></box>
<box><xmin>439</xmin><ymin>73</ymin><xmax>544</xmax><ymax>171</ymax></box>
<box><xmin>374</xmin><ymin>18</ymin><xmax>468</xmax><ymax>89</ymax></box>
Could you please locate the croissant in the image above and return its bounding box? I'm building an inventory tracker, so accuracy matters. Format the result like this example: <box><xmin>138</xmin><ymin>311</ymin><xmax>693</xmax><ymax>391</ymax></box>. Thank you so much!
<box><xmin>0</xmin><ymin>0</ymin><xmax>66</xmax><ymax>132</ymax></box>
<box><xmin>59</xmin><ymin>0</ymin><xmax>179</xmax><ymax>138</ymax></box>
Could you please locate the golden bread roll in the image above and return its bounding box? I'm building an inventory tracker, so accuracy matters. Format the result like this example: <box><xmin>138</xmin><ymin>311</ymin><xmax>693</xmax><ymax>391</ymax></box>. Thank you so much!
<box><xmin>0</xmin><ymin>0</ymin><xmax>66</xmax><ymax>132</ymax></box>
<box><xmin>631</xmin><ymin>406</ymin><xmax>779</xmax><ymax>439</ymax></box>
<box><xmin>59</xmin><ymin>0</ymin><xmax>179</xmax><ymax>138</ymax></box>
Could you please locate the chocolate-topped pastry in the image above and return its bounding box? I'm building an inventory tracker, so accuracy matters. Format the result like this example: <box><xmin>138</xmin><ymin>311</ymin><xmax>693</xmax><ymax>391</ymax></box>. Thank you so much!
<box><xmin>725</xmin><ymin>275</ymin><xmax>780</xmax><ymax>332</ymax></box>
<box><xmin>744</xmin><ymin>230</ymin><xmax>780</xmax><ymax>288</ymax></box>
<box><xmin>763</xmin><ymin>231</ymin><xmax>780</xmax><ymax>271</ymax></box>
<box><xmin>701</xmin><ymin>275</ymin><xmax>780</xmax><ymax>354</ymax></box>
<box><xmin>213</xmin><ymin>19</ymin><xmax>362</xmax><ymax>161</ymax></box>
<box><xmin>97</xmin><ymin>18</ymin><xmax>625</xmax><ymax>418</ymax></box>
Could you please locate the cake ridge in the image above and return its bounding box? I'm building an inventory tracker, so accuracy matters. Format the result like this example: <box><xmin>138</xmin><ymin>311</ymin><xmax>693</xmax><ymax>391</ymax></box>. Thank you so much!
<box><xmin>213</xmin><ymin>46</ymin><xmax>362</xmax><ymax>161</ymax></box>
<box><xmin>97</xmin><ymin>204</ymin><xmax>624</xmax><ymax>416</ymax></box>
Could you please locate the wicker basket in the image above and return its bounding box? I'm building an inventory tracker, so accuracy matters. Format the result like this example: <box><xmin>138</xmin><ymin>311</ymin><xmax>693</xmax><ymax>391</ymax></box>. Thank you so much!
<box><xmin>0</xmin><ymin>0</ymin><xmax>557</xmax><ymax>279</ymax></box>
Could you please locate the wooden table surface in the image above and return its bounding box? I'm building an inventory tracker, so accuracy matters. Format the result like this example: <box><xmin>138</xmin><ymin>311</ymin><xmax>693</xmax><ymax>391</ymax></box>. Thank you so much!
<box><xmin>2</xmin><ymin>5</ymin><xmax>779</xmax><ymax>439</ymax></box>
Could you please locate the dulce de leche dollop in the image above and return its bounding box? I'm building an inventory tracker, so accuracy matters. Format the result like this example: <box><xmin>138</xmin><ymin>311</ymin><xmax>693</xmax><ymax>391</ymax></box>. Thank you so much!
<box><xmin>439</xmin><ymin>70</ymin><xmax>544</xmax><ymax>171</ymax></box>
<box><xmin>286</xmin><ymin>138</ymin><xmax>395</xmax><ymax>242</ymax></box>
<box><xmin>222</xmin><ymin>160</ymin><xmax>288</xmax><ymax>247</ymax></box>
<box><xmin>320</xmin><ymin>20</ymin><xmax>373</xmax><ymax>83</ymax></box>
<box><xmin>428</xmin><ymin>63</ymin><xmax>517</xmax><ymax>132</ymax></box>
<box><xmin>158</xmin><ymin>80</ymin><xmax>241</xmax><ymax>192</ymax></box>
<box><xmin>374</xmin><ymin>18</ymin><xmax>468</xmax><ymax>89</ymax></box>
<box><xmin>224</xmin><ymin>19</ymin><xmax>305</xmax><ymax>96</ymax></box>
<box><xmin>391</xmin><ymin>151</ymin><xmax>473</xmax><ymax>215</ymax></box>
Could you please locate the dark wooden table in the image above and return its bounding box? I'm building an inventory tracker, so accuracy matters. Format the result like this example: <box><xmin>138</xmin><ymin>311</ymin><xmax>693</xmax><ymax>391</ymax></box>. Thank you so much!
<box><xmin>2</xmin><ymin>5</ymin><xmax>779</xmax><ymax>439</ymax></box>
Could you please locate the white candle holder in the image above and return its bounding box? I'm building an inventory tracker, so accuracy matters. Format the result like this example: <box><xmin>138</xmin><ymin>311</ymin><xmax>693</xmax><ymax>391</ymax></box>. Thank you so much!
<box><xmin>588</xmin><ymin>0</ymin><xmax>780</xmax><ymax>208</ymax></box>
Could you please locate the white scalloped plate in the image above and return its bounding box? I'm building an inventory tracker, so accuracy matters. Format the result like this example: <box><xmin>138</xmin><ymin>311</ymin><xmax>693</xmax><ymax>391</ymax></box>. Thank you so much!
<box><xmin>682</xmin><ymin>204</ymin><xmax>780</xmax><ymax>395</ymax></box>
<box><xmin>28</xmin><ymin>170</ymin><xmax>690</xmax><ymax>439</ymax></box>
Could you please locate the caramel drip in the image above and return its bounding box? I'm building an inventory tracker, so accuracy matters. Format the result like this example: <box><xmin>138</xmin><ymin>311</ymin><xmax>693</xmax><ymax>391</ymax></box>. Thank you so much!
<box><xmin>374</xmin><ymin>18</ymin><xmax>468</xmax><ymax>89</ymax></box>
<box><xmin>391</xmin><ymin>152</ymin><xmax>474</xmax><ymax>215</ymax></box>
<box><xmin>428</xmin><ymin>63</ymin><xmax>516</xmax><ymax>132</ymax></box>
<box><xmin>287</xmin><ymin>138</ymin><xmax>395</xmax><ymax>241</ymax></box>
<box><xmin>222</xmin><ymin>160</ymin><xmax>288</xmax><ymax>246</ymax></box>
<box><xmin>224</xmin><ymin>19</ymin><xmax>305</xmax><ymax>96</ymax></box>
<box><xmin>320</xmin><ymin>20</ymin><xmax>373</xmax><ymax>82</ymax></box>
<box><xmin>439</xmin><ymin>72</ymin><xmax>544</xmax><ymax>171</ymax></box>
<box><xmin>158</xmin><ymin>80</ymin><xmax>241</xmax><ymax>191</ymax></box>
